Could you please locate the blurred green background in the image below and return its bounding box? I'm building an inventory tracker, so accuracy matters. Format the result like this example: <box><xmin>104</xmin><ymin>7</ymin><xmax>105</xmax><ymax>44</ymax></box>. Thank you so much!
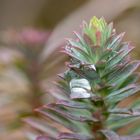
<box><xmin>0</xmin><ymin>0</ymin><xmax>140</xmax><ymax>140</ymax></box>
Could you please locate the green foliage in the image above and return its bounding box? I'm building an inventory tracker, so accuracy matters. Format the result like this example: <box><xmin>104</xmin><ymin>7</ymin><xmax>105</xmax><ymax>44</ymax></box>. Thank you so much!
<box><xmin>29</xmin><ymin>17</ymin><xmax>140</xmax><ymax>140</ymax></box>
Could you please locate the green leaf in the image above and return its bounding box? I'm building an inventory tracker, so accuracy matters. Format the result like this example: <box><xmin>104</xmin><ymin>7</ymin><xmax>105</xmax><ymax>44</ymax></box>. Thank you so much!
<box><xmin>106</xmin><ymin>85</ymin><xmax>140</xmax><ymax>105</ymax></box>
<box><xmin>35</xmin><ymin>108</ymin><xmax>78</xmax><ymax>132</ymax></box>
<box><xmin>107</xmin><ymin>32</ymin><xmax>125</xmax><ymax>50</ymax></box>
<box><xmin>121</xmin><ymin>134</ymin><xmax>140</xmax><ymax>140</ymax></box>
<box><xmin>106</xmin><ymin>115</ymin><xmax>140</xmax><ymax>130</ymax></box>
<box><xmin>106</xmin><ymin>44</ymin><xmax>134</xmax><ymax>69</ymax></box>
<box><xmin>24</xmin><ymin>118</ymin><xmax>59</xmax><ymax>137</ymax></box>
<box><xmin>44</xmin><ymin>103</ymin><xmax>97</xmax><ymax>122</ymax></box>
<box><xmin>118</xmin><ymin>73</ymin><xmax>139</xmax><ymax>88</ymax></box>
<box><xmin>59</xmin><ymin>132</ymin><xmax>93</xmax><ymax>140</ymax></box>
<box><xmin>109</xmin><ymin>108</ymin><xmax>140</xmax><ymax>117</ymax></box>
<box><xmin>100</xmin><ymin>130</ymin><xmax>120</xmax><ymax>140</ymax></box>
<box><xmin>37</xmin><ymin>136</ymin><xmax>57</xmax><ymax>140</ymax></box>
<box><xmin>56</xmin><ymin>100</ymin><xmax>91</xmax><ymax>109</ymax></box>
<box><xmin>107</xmin><ymin>61</ymin><xmax>140</xmax><ymax>85</ymax></box>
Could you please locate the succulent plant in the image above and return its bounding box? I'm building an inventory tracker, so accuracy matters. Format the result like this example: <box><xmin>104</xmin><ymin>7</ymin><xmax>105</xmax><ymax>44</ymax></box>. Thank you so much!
<box><xmin>29</xmin><ymin>17</ymin><xmax>140</xmax><ymax>140</ymax></box>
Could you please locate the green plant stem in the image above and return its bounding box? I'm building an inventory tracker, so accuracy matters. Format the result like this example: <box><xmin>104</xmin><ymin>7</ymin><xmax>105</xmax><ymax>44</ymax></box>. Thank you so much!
<box><xmin>92</xmin><ymin>101</ymin><xmax>108</xmax><ymax>140</ymax></box>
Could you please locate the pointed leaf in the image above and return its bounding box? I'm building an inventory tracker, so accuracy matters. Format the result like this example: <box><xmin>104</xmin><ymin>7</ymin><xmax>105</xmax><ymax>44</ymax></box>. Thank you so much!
<box><xmin>107</xmin><ymin>32</ymin><xmax>125</xmax><ymax>50</ymax></box>
<box><xmin>24</xmin><ymin>118</ymin><xmax>59</xmax><ymax>137</ymax></box>
<box><xmin>35</xmin><ymin>108</ymin><xmax>78</xmax><ymax>132</ymax></box>
<box><xmin>36</xmin><ymin>136</ymin><xmax>57</xmax><ymax>140</ymax></box>
<box><xmin>108</xmin><ymin>61</ymin><xmax>140</xmax><ymax>85</ymax></box>
<box><xmin>109</xmin><ymin>108</ymin><xmax>140</xmax><ymax>117</ymax></box>
<box><xmin>106</xmin><ymin>86</ymin><xmax>140</xmax><ymax>104</ymax></box>
<box><xmin>121</xmin><ymin>134</ymin><xmax>140</xmax><ymax>140</ymax></box>
<box><xmin>106</xmin><ymin>44</ymin><xmax>134</xmax><ymax>68</ymax></box>
<box><xmin>100</xmin><ymin>130</ymin><xmax>120</xmax><ymax>140</ymax></box>
<box><xmin>56</xmin><ymin>100</ymin><xmax>90</xmax><ymax>109</ymax></box>
<box><xmin>59</xmin><ymin>132</ymin><xmax>93</xmax><ymax>140</ymax></box>
<box><xmin>45</xmin><ymin>103</ymin><xmax>98</xmax><ymax>122</ymax></box>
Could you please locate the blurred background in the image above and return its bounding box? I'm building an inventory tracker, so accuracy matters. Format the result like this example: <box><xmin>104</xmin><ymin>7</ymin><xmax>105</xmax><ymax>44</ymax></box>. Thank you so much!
<box><xmin>0</xmin><ymin>0</ymin><xmax>140</xmax><ymax>140</ymax></box>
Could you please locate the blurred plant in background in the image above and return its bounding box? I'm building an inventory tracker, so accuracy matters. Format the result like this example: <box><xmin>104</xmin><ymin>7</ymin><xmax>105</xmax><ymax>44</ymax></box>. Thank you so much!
<box><xmin>0</xmin><ymin>29</ymin><xmax>66</xmax><ymax>140</ymax></box>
